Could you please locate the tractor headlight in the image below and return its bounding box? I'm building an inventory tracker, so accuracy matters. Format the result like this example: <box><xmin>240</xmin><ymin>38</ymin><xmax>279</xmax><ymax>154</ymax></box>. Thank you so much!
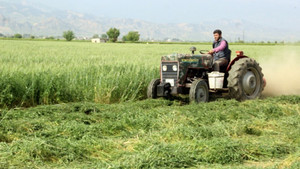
<box><xmin>172</xmin><ymin>65</ymin><xmax>178</xmax><ymax>71</ymax></box>
<box><xmin>162</xmin><ymin>65</ymin><xmax>167</xmax><ymax>71</ymax></box>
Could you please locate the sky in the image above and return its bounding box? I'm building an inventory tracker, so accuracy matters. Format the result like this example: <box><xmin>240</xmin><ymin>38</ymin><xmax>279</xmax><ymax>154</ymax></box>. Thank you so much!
<box><xmin>22</xmin><ymin>0</ymin><xmax>300</xmax><ymax>30</ymax></box>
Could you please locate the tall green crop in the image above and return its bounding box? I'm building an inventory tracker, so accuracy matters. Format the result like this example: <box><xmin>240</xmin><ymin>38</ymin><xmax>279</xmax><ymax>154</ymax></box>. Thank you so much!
<box><xmin>0</xmin><ymin>40</ymin><xmax>299</xmax><ymax>107</ymax></box>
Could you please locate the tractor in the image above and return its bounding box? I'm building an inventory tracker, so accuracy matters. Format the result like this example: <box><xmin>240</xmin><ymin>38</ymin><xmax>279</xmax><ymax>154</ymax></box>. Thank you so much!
<box><xmin>147</xmin><ymin>47</ymin><xmax>265</xmax><ymax>103</ymax></box>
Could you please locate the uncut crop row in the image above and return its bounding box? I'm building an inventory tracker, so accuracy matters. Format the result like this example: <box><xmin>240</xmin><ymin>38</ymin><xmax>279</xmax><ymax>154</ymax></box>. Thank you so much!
<box><xmin>0</xmin><ymin>41</ymin><xmax>162</xmax><ymax>107</ymax></box>
<box><xmin>0</xmin><ymin>40</ymin><xmax>296</xmax><ymax>107</ymax></box>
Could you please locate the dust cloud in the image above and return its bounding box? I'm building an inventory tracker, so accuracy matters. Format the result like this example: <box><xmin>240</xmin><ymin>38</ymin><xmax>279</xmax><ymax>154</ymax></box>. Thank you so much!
<box><xmin>260</xmin><ymin>51</ymin><xmax>300</xmax><ymax>96</ymax></box>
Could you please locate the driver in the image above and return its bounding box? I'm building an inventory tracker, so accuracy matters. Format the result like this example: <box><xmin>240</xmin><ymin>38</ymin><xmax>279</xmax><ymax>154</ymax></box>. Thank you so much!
<box><xmin>208</xmin><ymin>29</ymin><xmax>231</xmax><ymax>72</ymax></box>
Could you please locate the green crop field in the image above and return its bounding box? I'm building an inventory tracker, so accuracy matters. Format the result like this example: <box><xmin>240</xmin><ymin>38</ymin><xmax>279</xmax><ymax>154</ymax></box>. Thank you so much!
<box><xmin>0</xmin><ymin>40</ymin><xmax>299</xmax><ymax>107</ymax></box>
<box><xmin>0</xmin><ymin>40</ymin><xmax>299</xmax><ymax>168</ymax></box>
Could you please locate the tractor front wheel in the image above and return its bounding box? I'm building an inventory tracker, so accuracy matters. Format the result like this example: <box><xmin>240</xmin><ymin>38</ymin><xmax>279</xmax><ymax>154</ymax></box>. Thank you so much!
<box><xmin>147</xmin><ymin>78</ymin><xmax>161</xmax><ymax>99</ymax></box>
<box><xmin>227</xmin><ymin>58</ymin><xmax>264</xmax><ymax>101</ymax></box>
<box><xmin>189</xmin><ymin>79</ymin><xmax>209</xmax><ymax>103</ymax></box>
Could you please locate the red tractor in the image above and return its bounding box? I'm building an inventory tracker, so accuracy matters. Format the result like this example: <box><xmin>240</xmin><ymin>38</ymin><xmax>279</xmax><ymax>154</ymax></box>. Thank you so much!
<box><xmin>147</xmin><ymin>48</ymin><xmax>266</xmax><ymax>103</ymax></box>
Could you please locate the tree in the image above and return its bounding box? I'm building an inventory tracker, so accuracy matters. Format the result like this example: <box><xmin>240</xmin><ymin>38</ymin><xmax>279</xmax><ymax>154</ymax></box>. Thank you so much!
<box><xmin>14</xmin><ymin>33</ymin><xmax>22</xmax><ymax>39</ymax></box>
<box><xmin>101</xmin><ymin>34</ymin><xmax>108</xmax><ymax>39</ymax></box>
<box><xmin>63</xmin><ymin>30</ymin><xmax>75</xmax><ymax>41</ymax></box>
<box><xmin>106</xmin><ymin>28</ymin><xmax>120</xmax><ymax>42</ymax></box>
<box><xmin>92</xmin><ymin>34</ymin><xmax>99</xmax><ymax>38</ymax></box>
<box><xmin>125</xmin><ymin>31</ymin><xmax>140</xmax><ymax>42</ymax></box>
<box><xmin>122</xmin><ymin>35</ymin><xmax>127</xmax><ymax>42</ymax></box>
<box><xmin>46</xmin><ymin>36</ymin><xmax>55</xmax><ymax>40</ymax></box>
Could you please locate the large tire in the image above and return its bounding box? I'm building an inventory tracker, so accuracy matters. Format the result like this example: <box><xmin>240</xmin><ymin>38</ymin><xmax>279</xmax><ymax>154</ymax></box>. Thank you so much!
<box><xmin>147</xmin><ymin>79</ymin><xmax>160</xmax><ymax>99</ymax></box>
<box><xmin>227</xmin><ymin>58</ymin><xmax>264</xmax><ymax>101</ymax></box>
<box><xmin>189</xmin><ymin>79</ymin><xmax>209</xmax><ymax>103</ymax></box>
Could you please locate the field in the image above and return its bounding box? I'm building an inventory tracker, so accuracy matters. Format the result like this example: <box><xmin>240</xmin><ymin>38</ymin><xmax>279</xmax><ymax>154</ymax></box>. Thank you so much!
<box><xmin>0</xmin><ymin>40</ymin><xmax>300</xmax><ymax>168</ymax></box>
<box><xmin>1</xmin><ymin>40</ymin><xmax>300</xmax><ymax>107</ymax></box>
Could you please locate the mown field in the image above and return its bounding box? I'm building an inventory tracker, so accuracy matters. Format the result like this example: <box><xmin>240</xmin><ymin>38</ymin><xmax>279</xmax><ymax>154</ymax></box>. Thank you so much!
<box><xmin>0</xmin><ymin>40</ymin><xmax>300</xmax><ymax>168</ymax></box>
<box><xmin>1</xmin><ymin>97</ymin><xmax>299</xmax><ymax>168</ymax></box>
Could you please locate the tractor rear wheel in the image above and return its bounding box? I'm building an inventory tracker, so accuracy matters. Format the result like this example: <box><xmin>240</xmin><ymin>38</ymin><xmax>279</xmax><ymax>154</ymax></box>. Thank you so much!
<box><xmin>227</xmin><ymin>58</ymin><xmax>264</xmax><ymax>101</ymax></box>
<box><xmin>147</xmin><ymin>78</ymin><xmax>160</xmax><ymax>99</ymax></box>
<box><xmin>189</xmin><ymin>79</ymin><xmax>209</xmax><ymax>103</ymax></box>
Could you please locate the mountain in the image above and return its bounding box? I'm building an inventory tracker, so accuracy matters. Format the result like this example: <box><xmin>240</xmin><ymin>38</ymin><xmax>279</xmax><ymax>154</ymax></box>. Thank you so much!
<box><xmin>0</xmin><ymin>0</ymin><xmax>298</xmax><ymax>42</ymax></box>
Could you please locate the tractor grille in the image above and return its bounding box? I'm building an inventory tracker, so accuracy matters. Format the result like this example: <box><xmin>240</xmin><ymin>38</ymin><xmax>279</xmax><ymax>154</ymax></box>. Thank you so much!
<box><xmin>161</xmin><ymin>62</ymin><xmax>179</xmax><ymax>86</ymax></box>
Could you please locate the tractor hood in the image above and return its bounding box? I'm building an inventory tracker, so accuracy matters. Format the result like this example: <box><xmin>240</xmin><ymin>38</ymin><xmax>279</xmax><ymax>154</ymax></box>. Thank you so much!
<box><xmin>161</xmin><ymin>53</ymin><xmax>214</xmax><ymax>85</ymax></box>
<box><xmin>161</xmin><ymin>53</ymin><xmax>213</xmax><ymax>69</ymax></box>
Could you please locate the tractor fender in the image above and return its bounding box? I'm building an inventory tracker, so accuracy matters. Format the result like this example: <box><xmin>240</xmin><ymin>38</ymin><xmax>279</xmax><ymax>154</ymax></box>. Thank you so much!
<box><xmin>226</xmin><ymin>55</ymin><xmax>248</xmax><ymax>72</ymax></box>
<box><xmin>263</xmin><ymin>77</ymin><xmax>267</xmax><ymax>88</ymax></box>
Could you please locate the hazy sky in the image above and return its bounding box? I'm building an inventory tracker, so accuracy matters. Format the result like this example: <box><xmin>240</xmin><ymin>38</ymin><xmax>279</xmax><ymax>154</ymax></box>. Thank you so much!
<box><xmin>21</xmin><ymin>0</ymin><xmax>299</xmax><ymax>28</ymax></box>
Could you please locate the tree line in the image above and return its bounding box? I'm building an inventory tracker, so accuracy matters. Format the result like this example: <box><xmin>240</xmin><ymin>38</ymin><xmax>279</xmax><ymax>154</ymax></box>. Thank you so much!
<box><xmin>93</xmin><ymin>27</ymin><xmax>140</xmax><ymax>42</ymax></box>
<box><xmin>2</xmin><ymin>28</ymin><xmax>140</xmax><ymax>42</ymax></box>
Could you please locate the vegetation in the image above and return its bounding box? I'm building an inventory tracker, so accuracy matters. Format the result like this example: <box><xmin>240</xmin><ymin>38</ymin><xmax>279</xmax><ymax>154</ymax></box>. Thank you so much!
<box><xmin>0</xmin><ymin>96</ymin><xmax>299</xmax><ymax>168</ymax></box>
<box><xmin>101</xmin><ymin>33</ymin><xmax>108</xmax><ymax>39</ymax></box>
<box><xmin>0</xmin><ymin>39</ymin><xmax>299</xmax><ymax>168</ymax></box>
<box><xmin>45</xmin><ymin>36</ymin><xmax>55</xmax><ymax>40</ymax></box>
<box><xmin>14</xmin><ymin>33</ymin><xmax>22</xmax><ymax>39</ymax></box>
<box><xmin>63</xmin><ymin>30</ymin><xmax>75</xmax><ymax>41</ymax></box>
<box><xmin>0</xmin><ymin>40</ymin><xmax>300</xmax><ymax>108</ymax></box>
<box><xmin>123</xmin><ymin>31</ymin><xmax>140</xmax><ymax>42</ymax></box>
<box><xmin>92</xmin><ymin>34</ymin><xmax>99</xmax><ymax>38</ymax></box>
<box><xmin>122</xmin><ymin>35</ymin><xmax>127</xmax><ymax>41</ymax></box>
<box><xmin>106</xmin><ymin>27</ymin><xmax>120</xmax><ymax>42</ymax></box>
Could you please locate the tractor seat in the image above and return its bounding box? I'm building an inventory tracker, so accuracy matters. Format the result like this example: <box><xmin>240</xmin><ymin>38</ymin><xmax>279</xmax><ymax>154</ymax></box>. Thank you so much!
<box><xmin>220</xmin><ymin>50</ymin><xmax>231</xmax><ymax>73</ymax></box>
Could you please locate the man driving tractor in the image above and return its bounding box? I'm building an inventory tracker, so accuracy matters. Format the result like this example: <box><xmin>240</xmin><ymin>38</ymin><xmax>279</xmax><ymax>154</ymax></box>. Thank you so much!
<box><xmin>148</xmin><ymin>29</ymin><xmax>265</xmax><ymax>103</ymax></box>
<box><xmin>208</xmin><ymin>29</ymin><xmax>231</xmax><ymax>72</ymax></box>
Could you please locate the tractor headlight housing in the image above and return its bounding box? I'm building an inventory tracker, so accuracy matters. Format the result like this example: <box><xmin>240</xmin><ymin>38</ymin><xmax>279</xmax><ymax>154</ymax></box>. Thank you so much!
<box><xmin>162</xmin><ymin>65</ymin><xmax>167</xmax><ymax>71</ymax></box>
<box><xmin>172</xmin><ymin>65</ymin><xmax>178</xmax><ymax>71</ymax></box>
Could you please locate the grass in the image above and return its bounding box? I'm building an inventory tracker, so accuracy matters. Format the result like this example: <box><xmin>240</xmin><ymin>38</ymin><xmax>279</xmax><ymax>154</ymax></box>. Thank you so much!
<box><xmin>0</xmin><ymin>39</ymin><xmax>300</xmax><ymax>168</ymax></box>
<box><xmin>0</xmin><ymin>96</ymin><xmax>299</xmax><ymax>168</ymax></box>
<box><xmin>1</xmin><ymin>39</ymin><xmax>300</xmax><ymax>107</ymax></box>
